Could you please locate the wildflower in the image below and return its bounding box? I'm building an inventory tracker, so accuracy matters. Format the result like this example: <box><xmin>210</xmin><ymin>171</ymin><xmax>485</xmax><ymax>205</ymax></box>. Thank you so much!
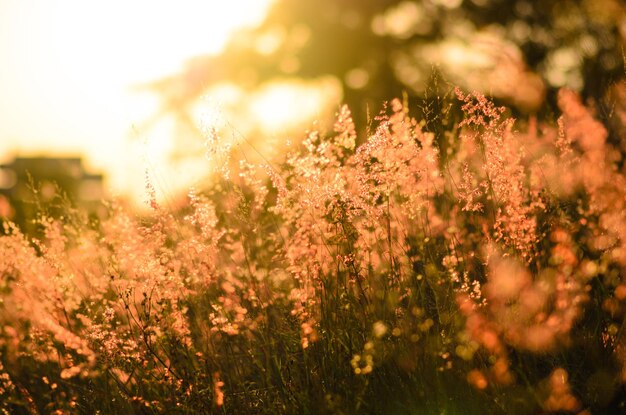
<box><xmin>373</xmin><ymin>321</ymin><xmax>388</xmax><ymax>338</ymax></box>
<box><xmin>467</xmin><ymin>370</ymin><xmax>488</xmax><ymax>390</ymax></box>
<box><xmin>351</xmin><ymin>353</ymin><xmax>374</xmax><ymax>375</ymax></box>
<box><xmin>542</xmin><ymin>368</ymin><xmax>581</xmax><ymax>413</ymax></box>
<box><xmin>213</xmin><ymin>372</ymin><xmax>225</xmax><ymax>407</ymax></box>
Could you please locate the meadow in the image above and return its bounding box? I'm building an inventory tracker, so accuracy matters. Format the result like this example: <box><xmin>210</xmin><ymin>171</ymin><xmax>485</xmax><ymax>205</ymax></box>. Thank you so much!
<box><xmin>1</xmin><ymin>87</ymin><xmax>626</xmax><ymax>414</ymax></box>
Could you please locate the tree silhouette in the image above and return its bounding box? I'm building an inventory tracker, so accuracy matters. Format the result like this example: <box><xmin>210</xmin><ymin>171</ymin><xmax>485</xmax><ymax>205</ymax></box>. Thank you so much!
<box><xmin>143</xmin><ymin>0</ymin><xmax>625</xmax><ymax>142</ymax></box>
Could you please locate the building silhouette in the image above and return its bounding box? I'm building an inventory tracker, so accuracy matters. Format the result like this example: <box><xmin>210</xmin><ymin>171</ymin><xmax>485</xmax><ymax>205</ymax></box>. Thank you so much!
<box><xmin>0</xmin><ymin>156</ymin><xmax>105</xmax><ymax>231</ymax></box>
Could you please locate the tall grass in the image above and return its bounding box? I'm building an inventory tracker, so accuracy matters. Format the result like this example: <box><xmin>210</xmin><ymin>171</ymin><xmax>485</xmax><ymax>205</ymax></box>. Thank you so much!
<box><xmin>1</xmin><ymin>87</ymin><xmax>626</xmax><ymax>414</ymax></box>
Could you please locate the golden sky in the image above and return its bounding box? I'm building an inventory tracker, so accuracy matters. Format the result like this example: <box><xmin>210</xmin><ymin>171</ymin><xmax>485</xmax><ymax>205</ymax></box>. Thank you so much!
<box><xmin>0</xmin><ymin>0</ymin><xmax>275</xmax><ymax>204</ymax></box>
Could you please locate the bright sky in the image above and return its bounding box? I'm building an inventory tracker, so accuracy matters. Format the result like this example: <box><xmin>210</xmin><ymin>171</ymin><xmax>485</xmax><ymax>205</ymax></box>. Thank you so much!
<box><xmin>0</xmin><ymin>0</ymin><xmax>274</xmax><ymax>204</ymax></box>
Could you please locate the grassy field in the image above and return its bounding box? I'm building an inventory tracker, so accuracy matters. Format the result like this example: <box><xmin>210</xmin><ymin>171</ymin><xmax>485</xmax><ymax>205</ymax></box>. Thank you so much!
<box><xmin>1</xmin><ymin>88</ymin><xmax>625</xmax><ymax>414</ymax></box>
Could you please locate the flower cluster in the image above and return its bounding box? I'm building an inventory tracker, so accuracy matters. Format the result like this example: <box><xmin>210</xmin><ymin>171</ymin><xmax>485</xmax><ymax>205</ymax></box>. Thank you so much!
<box><xmin>0</xmin><ymin>87</ymin><xmax>625</xmax><ymax>413</ymax></box>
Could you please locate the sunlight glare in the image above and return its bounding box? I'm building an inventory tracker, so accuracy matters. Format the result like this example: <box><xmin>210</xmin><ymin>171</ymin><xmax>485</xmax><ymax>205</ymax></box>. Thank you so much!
<box><xmin>249</xmin><ymin>77</ymin><xmax>342</xmax><ymax>133</ymax></box>
<box><xmin>0</xmin><ymin>0</ymin><xmax>274</xmax><ymax>203</ymax></box>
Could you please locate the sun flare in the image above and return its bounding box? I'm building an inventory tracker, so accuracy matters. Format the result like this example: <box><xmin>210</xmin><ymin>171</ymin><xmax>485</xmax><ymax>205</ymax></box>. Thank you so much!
<box><xmin>0</xmin><ymin>0</ymin><xmax>275</xmax><ymax>202</ymax></box>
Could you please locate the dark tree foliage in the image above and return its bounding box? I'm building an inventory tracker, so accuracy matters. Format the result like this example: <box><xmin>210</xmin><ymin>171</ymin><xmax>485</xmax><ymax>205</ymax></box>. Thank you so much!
<box><xmin>146</xmin><ymin>0</ymin><xmax>625</xmax><ymax>131</ymax></box>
